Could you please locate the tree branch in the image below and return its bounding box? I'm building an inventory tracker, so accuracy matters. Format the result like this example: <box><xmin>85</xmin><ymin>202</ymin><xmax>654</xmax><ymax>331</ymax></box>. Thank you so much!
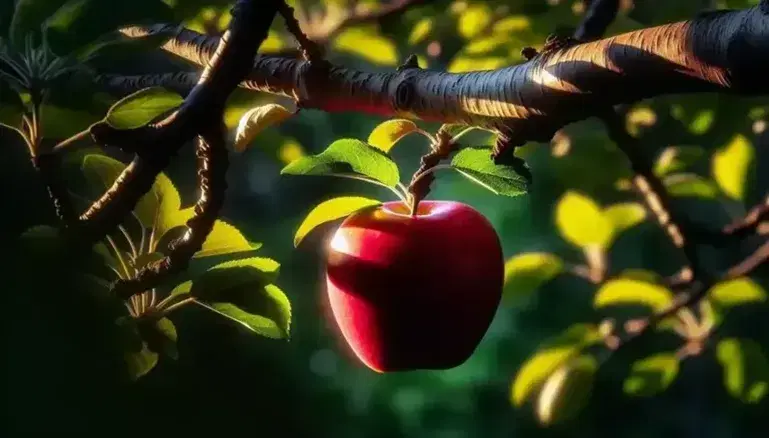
<box><xmin>116</xmin><ymin>5</ymin><xmax>769</xmax><ymax>153</ymax></box>
<box><xmin>75</xmin><ymin>0</ymin><xmax>280</xmax><ymax>253</ymax></box>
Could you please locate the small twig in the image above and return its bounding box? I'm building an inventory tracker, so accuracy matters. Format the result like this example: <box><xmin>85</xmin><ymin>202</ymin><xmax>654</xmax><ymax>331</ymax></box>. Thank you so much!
<box><xmin>278</xmin><ymin>1</ymin><xmax>325</xmax><ymax>63</ymax></box>
<box><xmin>723</xmin><ymin>196</ymin><xmax>769</xmax><ymax>237</ymax></box>
<box><xmin>407</xmin><ymin>128</ymin><xmax>457</xmax><ymax>216</ymax></box>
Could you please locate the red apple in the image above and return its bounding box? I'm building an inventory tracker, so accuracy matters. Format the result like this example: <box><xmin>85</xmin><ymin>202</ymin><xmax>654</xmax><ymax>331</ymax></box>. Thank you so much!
<box><xmin>325</xmin><ymin>200</ymin><xmax>504</xmax><ymax>372</ymax></box>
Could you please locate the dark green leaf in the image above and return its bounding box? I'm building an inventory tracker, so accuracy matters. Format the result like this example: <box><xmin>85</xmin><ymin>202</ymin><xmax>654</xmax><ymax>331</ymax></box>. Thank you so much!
<box><xmin>44</xmin><ymin>0</ymin><xmax>173</xmax><ymax>56</ymax></box>
<box><xmin>0</xmin><ymin>72</ymin><xmax>26</xmax><ymax>128</ymax></box>
<box><xmin>125</xmin><ymin>344</ymin><xmax>158</xmax><ymax>380</ymax></box>
<box><xmin>663</xmin><ymin>173</ymin><xmax>720</xmax><ymax>198</ymax></box>
<box><xmin>623</xmin><ymin>353</ymin><xmax>679</xmax><ymax>397</ymax></box>
<box><xmin>9</xmin><ymin>0</ymin><xmax>68</xmax><ymax>49</ymax></box>
<box><xmin>79</xmin><ymin>31</ymin><xmax>175</xmax><ymax>69</ymax></box>
<box><xmin>190</xmin><ymin>257</ymin><xmax>281</xmax><ymax>303</ymax></box>
<box><xmin>281</xmin><ymin>138</ymin><xmax>400</xmax><ymax>187</ymax></box>
<box><xmin>196</xmin><ymin>285</ymin><xmax>291</xmax><ymax>339</ymax></box>
<box><xmin>104</xmin><ymin>87</ymin><xmax>183</xmax><ymax>129</ymax></box>
<box><xmin>450</xmin><ymin>147</ymin><xmax>529</xmax><ymax>196</ymax></box>
<box><xmin>139</xmin><ymin>317</ymin><xmax>178</xmax><ymax>360</ymax></box>
<box><xmin>717</xmin><ymin>338</ymin><xmax>769</xmax><ymax>404</ymax></box>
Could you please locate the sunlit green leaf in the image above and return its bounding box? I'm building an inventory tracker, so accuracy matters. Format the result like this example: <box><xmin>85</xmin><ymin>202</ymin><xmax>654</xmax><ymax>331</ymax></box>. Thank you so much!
<box><xmin>653</xmin><ymin>146</ymin><xmax>705</xmax><ymax>176</ymax></box>
<box><xmin>623</xmin><ymin>353</ymin><xmax>679</xmax><ymax>397</ymax></box>
<box><xmin>710</xmin><ymin>277</ymin><xmax>767</xmax><ymax>308</ymax></box>
<box><xmin>234</xmin><ymin>103</ymin><xmax>293</xmax><ymax>152</ymax></box>
<box><xmin>333</xmin><ymin>26</ymin><xmax>398</xmax><ymax>66</ymax></box>
<box><xmin>604</xmin><ymin>202</ymin><xmax>646</xmax><ymax>235</ymax></box>
<box><xmin>104</xmin><ymin>87</ymin><xmax>183</xmax><ymax>129</ymax></box>
<box><xmin>159</xmin><ymin>208</ymin><xmax>260</xmax><ymax>258</ymax></box>
<box><xmin>450</xmin><ymin>147</ymin><xmax>529</xmax><ymax>196</ymax></box>
<box><xmin>408</xmin><ymin>17</ymin><xmax>432</xmax><ymax>45</ymax></box>
<box><xmin>717</xmin><ymin>338</ymin><xmax>769</xmax><ymax>404</ymax></box>
<box><xmin>536</xmin><ymin>355</ymin><xmax>596</xmax><ymax>426</ymax></box>
<box><xmin>594</xmin><ymin>278</ymin><xmax>674</xmax><ymax>312</ymax></box>
<box><xmin>448</xmin><ymin>55</ymin><xmax>508</xmax><ymax>73</ymax></box>
<box><xmin>511</xmin><ymin>346</ymin><xmax>578</xmax><ymax>407</ymax></box>
<box><xmin>457</xmin><ymin>4</ymin><xmax>492</xmax><ymax>39</ymax></box>
<box><xmin>663</xmin><ymin>173</ymin><xmax>720</xmax><ymax>198</ymax></box>
<box><xmin>281</xmin><ymin>138</ymin><xmax>400</xmax><ymax>187</ymax></box>
<box><xmin>503</xmin><ymin>252</ymin><xmax>563</xmax><ymax>301</ymax></box>
<box><xmin>197</xmin><ymin>292</ymin><xmax>291</xmax><ymax>339</ymax></box>
<box><xmin>367</xmin><ymin>119</ymin><xmax>419</xmax><ymax>152</ymax></box>
<box><xmin>137</xmin><ymin>172</ymin><xmax>181</xmax><ymax>233</ymax></box>
<box><xmin>294</xmin><ymin>196</ymin><xmax>381</xmax><ymax>247</ymax></box>
<box><xmin>193</xmin><ymin>257</ymin><xmax>282</xmax><ymax>298</ymax></box>
<box><xmin>712</xmin><ymin>134</ymin><xmax>754</xmax><ymax>200</ymax></box>
<box><xmin>555</xmin><ymin>191</ymin><xmax>612</xmax><ymax>249</ymax></box>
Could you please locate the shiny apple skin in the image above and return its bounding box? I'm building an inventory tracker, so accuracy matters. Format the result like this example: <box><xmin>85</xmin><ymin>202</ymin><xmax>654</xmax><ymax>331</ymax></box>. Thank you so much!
<box><xmin>325</xmin><ymin>200</ymin><xmax>504</xmax><ymax>372</ymax></box>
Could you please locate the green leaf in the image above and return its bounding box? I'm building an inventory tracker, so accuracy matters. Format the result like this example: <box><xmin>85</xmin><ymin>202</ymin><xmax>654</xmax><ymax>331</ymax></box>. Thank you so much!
<box><xmin>197</xmin><ymin>294</ymin><xmax>291</xmax><ymax>339</ymax></box>
<box><xmin>709</xmin><ymin>278</ymin><xmax>767</xmax><ymax>308</ymax></box>
<box><xmin>9</xmin><ymin>0</ymin><xmax>68</xmax><ymax>49</ymax></box>
<box><xmin>503</xmin><ymin>252</ymin><xmax>563</xmax><ymax>301</ymax></box>
<box><xmin>234</xmin><ymin>103</ymin><xmax>293</xmax><ymax>152</ymax></box>
<box><xmin>653</xmin><ymin>146</ymin><xmax>705</xmax><ymax>176</ymax></box>
<box><xmin>511</xmin><ymin>346</ymin><xmax>579</xmax><ymax>407</ymax></box>
<box><xmin>125</xmin><ymin>343</ymin><xmax>158</xmax><ymax>380</ymax></box>
<box><xmin>717</xmin><ymin>338</ymin><xmax>769</xmax><ymax>404</ymax></box>
<box><xmin>663</xmin><ymin>173</ymin><xmax>720</xmax><ymax>198</ymax></box>
<box><xmin>603</xmin><ymin>202</ymin><xmax>646</xmax><ymax>235</ymax></box>
<box><xmin>0</xmin><ymin>79</ymin><xmax>26</xmax><ymax>128</ymax></box>
<box><xmin>367</xmin><ymin>119</ymin><xmax>419</xmax><ymax>152</ymax></box>
<box><xmin>158</xmin><ymin>207</ymin><xmax>262</xmax><ymax>258</ymax></box>
<box><xmin>457</xmin><ymin>3</ymin><xmax>492</xmax><ymax>39</ymax></box>
<box><xmin>281</xmin><ymin>138</ymin><xmax>400</xmax><ymax>187</ymax></box>
<box><xmin>623</xmin><ymin>353</ymin><xmax>679</xmax><ymax>397</ymax></box>
<box><xmin>193</xmin><ymin>257</ymin><xmax>282</xmax><ymax>300</ymax></box>
<box><xmin>137</xmin><ymin>172</ymin><xmax>181</xmax><ymax>233</ymax></box>
<box><xmin>333</xmin><ymin>26</ymin><xmax>398</xmax><ymax>66</ymax></box>
<box><xmin>536</xmin><ymin>355</ymin><xmax>596</xmax><ymax>426</ymax></box>
<box><xmin>594</xmin><ymin>278</ymin><xmax>674</xmax><ymax>312</ymax></box>
<box><xmin>294</xmin><ymin>196</ymin><xmax>381</xmax><ymax>247</ymax></box>
<box><xmin>408</xmin><ymin>18</ymin><xmax>432</xmax><ymax>45</ymax></box>
<box><xmin>44</xmin><ymin>0</ymin><xmax>173</xmax><ymax>56</ymax></box>
<box><xmin>104</xmin><ymin>87</ymin><xmax>183</xmax><ymax>129</ymax></box>
<box><xmin>555</xmin><ymin>191</ymin><xmax>612</xmax><ymax>249</ymax></box>
<box><xmin>450</xmin><ymin>147</ymin><xmax>529</xmax><ymax>196</ymax></box>
<box><xmin>138</xmin><ymin>317</ymin><xmax>178</xmax><ymax>360</ymax></box>
<box><xmin>17</xmin><ymin>224</ymin><xmax>65</xmax><ymax>259</ymax></box>
<box><xmin>712</xmin><ymin>134</ymin><xmax>754</xmax><ymax>201</ymax></box>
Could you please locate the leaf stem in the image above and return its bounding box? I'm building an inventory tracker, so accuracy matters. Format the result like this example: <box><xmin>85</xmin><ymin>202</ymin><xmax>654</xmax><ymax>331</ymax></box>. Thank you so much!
<box><xmin>409</xmin><ymin>164</ymin><xmax>452</xmax><ymax>189</ymax></box>
<box><xmin>161</xmin><ymin>297</ymin><xmax>195</xmax><ymax>315</ymax></box>
<box><xmin>52</xmin><ymin>128</ymin><xmax>91</xmax><ymax>154</ymax></box>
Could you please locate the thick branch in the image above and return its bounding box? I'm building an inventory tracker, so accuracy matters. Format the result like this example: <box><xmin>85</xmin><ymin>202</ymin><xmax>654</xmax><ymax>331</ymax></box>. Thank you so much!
<box><xmin>120</xmin><ymin>5</ymin><xmax>769</xmax><ymax>145</ymax></box>
<box><xmin>78</xmin><ymin>0</ymin><xmax>279</xmax><ymax>248</ymax></box>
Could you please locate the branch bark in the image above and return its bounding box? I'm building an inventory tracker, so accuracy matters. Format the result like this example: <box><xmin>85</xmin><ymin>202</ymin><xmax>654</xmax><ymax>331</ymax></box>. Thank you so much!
<box><xmin>112</xmin><ymin>5</ymin><xmax>769</xmax><ymax>151</ymax></box>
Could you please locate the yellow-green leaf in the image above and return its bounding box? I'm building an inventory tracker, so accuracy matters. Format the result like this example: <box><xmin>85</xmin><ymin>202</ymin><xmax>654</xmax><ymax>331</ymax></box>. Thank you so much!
<box><xmin>457</xmin><ymin>4</ymin><xmax>492</xmax><ymax>39</ymax></box>
<box><xmin>555</xmin><ymin>191</ymin><xmax>612</xmax><ymax>249</ymax></box>
<box><xmin>594</xmin><ymin>279</ymin><xmax>674</xmax><ymax>312</ymax></box>
<box><xmin>125</xmin><ymin>344</ymin><xmax>158</xmax><ymax>381</ymax></box>
<box><xmin>503</xmin><ymin>252</ymin><xmax>563</xmax><ymax>300</ymax></box>
<box><xmin>408</xmin><ymin>18</ymin><xmax>433</xmax><ymax>44</ymax></box>
<box><xmin>653</xmin><ymin>145</ymin><xmax>705</xmax><ymax>176</ymax></box>
<box><xmin>511</xmin><ymin>346</ymin><xmax>579</xmax><ymax>407</ymax></box>
<box><xmin>294</xmin><ymin>197</ymin><xmax>381</xmax><ymax>247</ymax></box>
<box><xmin>105</xmin><ymin>87</ymin><xmax>183</xmax><ymax>129</ymax></box>
<box><xmin>712</xmin><ymin>134</ymin><xmax>754</xmax><ymax>200</ymax></box>
<box><xmin>710</xmin><ymin>277</ymin><xmax>767</xmax><ymax>308</ymax></box>
<box><xmin>604</xmin><ymin>202</ymin><xmax>647</xmax><ymax>235</ymax></box>
<box><xmin>234</xmin><ymin>104</ymin><xmax>293</xmax><ymax>152</ymax></box>
<box><xmin>536</xmin><ymin>355</ymin><xmax>596</xmax><ymax>426</ymax></box>
<box><xmin>367</xmin><ymin>119</ymin><xmax>419</xmax><ymax>152</ymax></box>
<box><xmin>623</xmin><ymin>353</ymin><xmax>679</xmax><ymax>397</ymax></box>
<box><xmin>717</xmin><ymin>338</ymin><xmax>769</xmax><ymax>404</ymax></box>
<box><xmin>196</xmin><ymin>284</ymin><xmax>292</xmax><ymax>339</ymax></box>
<box><xmin>664</xmin><ymin>173</ymin><xmax>720</xmax><ymax>198</ymax></box>
<box><xmin>333</xmin><ymin>27</ymin><xmax>398</xmax><ymax>65</ymax></box>
<box><xmin>450</xmin><ymin>147</ymin><xmax>530</xmax><ymax>196</ymax></box>
<box><xmin>195</xmin><ymin>219</ymin><xmax>260</xmax><ymax>258</ymax></box>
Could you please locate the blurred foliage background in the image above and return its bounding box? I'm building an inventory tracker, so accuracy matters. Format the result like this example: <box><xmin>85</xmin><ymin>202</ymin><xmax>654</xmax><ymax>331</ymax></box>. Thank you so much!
<box><xmin>3</xmin><ymin>0</ymin><xmax>769</xmax><ymax>436</ymax></box>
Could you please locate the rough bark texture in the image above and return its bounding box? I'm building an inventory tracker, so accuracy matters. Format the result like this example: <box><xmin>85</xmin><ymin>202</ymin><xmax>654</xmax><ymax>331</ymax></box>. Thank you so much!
<box><xmin>118</xmin><ymin>5</ymin><xmax>769</xmax><ymax>145</ymax></box>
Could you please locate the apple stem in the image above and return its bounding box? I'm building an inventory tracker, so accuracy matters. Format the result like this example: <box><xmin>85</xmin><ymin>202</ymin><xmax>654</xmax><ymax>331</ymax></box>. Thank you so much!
<box><xmin>407</xmin><ymin>129</ymin><xmax>457</xmax><ymax>216</ymax></box>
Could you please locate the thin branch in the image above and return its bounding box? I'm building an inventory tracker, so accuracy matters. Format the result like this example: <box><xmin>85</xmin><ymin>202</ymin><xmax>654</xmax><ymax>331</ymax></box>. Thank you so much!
<box><xmin>113</xmin><ymin>126</ymin><xmax>228</xmax><ymax>300</ymax></box>
<box><xmin>574</xmin><ymin>0</ymin><xmax>620</xmax><ymax>41</ymax></box>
